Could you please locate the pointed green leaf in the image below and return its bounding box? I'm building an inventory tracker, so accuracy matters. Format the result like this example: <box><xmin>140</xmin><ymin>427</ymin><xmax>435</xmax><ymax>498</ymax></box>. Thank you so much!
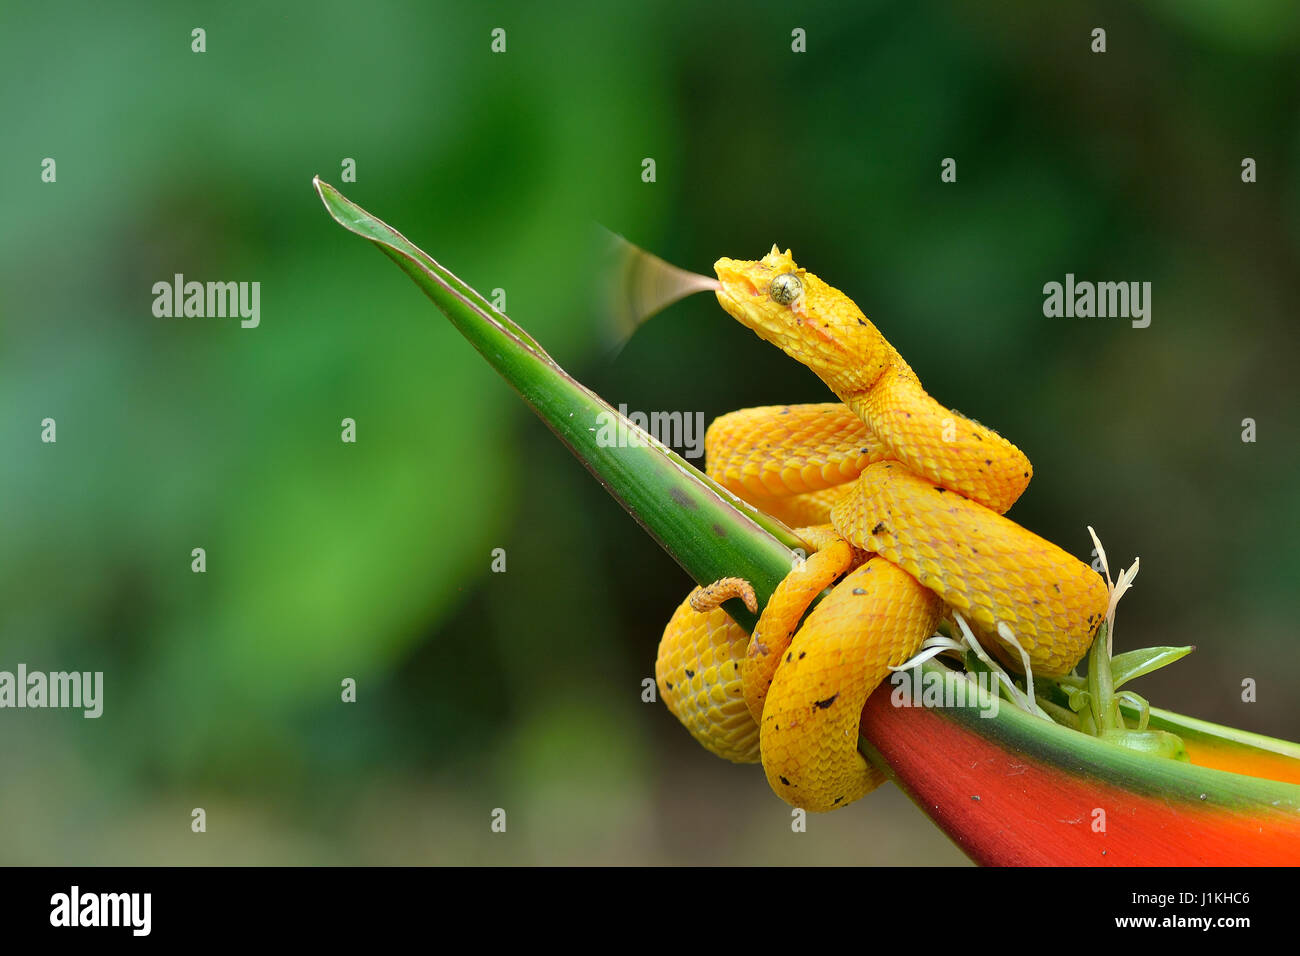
<box><xmin>312</xmin><ymin>177</ymin><xmax>803</xmax><ymax>627</ymax></box>
<box><xmin>1110</xmin><ymin>645</ymin><xmax>1195</xmax><ymax>689</ymax></box>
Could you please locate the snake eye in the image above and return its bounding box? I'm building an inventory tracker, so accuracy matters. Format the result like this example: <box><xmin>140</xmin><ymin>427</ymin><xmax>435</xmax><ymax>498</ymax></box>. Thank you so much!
<box><xmin>769</xmin><ymin>273</ymin><xmax>802</xmax><ymax>306</ymax></box>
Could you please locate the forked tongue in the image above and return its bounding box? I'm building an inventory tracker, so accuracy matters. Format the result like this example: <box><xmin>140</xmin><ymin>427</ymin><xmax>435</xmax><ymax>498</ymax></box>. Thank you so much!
<box><xmin>598</xmin><ymin>229</ymin><xmax>719</xmax><ymax>356</ymax></box>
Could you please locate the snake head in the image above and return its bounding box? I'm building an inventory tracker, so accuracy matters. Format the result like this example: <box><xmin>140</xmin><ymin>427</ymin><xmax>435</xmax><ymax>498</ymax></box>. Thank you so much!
<box><xmin>714</xmin><ymin>246</ymin><xmax>897</xmax><ymax>398</ymax></box>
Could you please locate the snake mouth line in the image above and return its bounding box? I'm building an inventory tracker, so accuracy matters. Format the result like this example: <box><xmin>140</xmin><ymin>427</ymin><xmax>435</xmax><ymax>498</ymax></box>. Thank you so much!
<box><xmin>713</xmin><ymin>280</ymin><xmax>766</xmax><ymax>323</ymax></box>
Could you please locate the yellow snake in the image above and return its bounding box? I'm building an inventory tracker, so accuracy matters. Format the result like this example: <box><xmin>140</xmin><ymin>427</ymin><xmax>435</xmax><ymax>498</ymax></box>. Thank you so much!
<box><xmin>655</xmin><ymin>246</ymin><xmax>1109</xmax><ymax>812</ymax></box>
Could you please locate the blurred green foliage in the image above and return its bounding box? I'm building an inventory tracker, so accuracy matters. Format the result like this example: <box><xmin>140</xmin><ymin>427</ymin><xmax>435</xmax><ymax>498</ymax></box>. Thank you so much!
<box><xmin>0</xmin><ymin>0</ymin><xmax>1296</xmax><ymax>863</ymax></box>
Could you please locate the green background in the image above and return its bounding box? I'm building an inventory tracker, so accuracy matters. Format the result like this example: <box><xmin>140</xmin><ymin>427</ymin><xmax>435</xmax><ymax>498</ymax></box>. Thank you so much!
<box><xmin>1</xmin><ymin>1</ymin><xmax>1297</xmax><ymax>864</ymax></box>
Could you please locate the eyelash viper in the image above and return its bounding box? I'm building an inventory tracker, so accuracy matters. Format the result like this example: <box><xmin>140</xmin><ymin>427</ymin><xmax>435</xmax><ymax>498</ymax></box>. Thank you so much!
<box><xmin>655</xmin><ymin>246</ymin><xmax>1110</xmax><ymax>812</ymax></box>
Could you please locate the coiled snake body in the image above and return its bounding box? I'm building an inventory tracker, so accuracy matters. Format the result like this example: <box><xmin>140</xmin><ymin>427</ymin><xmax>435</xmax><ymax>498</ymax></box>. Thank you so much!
<box><xmin>656</xmin><ymin>247</ymin><xmax>1108</xmax><ymax>812</ymax></box>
